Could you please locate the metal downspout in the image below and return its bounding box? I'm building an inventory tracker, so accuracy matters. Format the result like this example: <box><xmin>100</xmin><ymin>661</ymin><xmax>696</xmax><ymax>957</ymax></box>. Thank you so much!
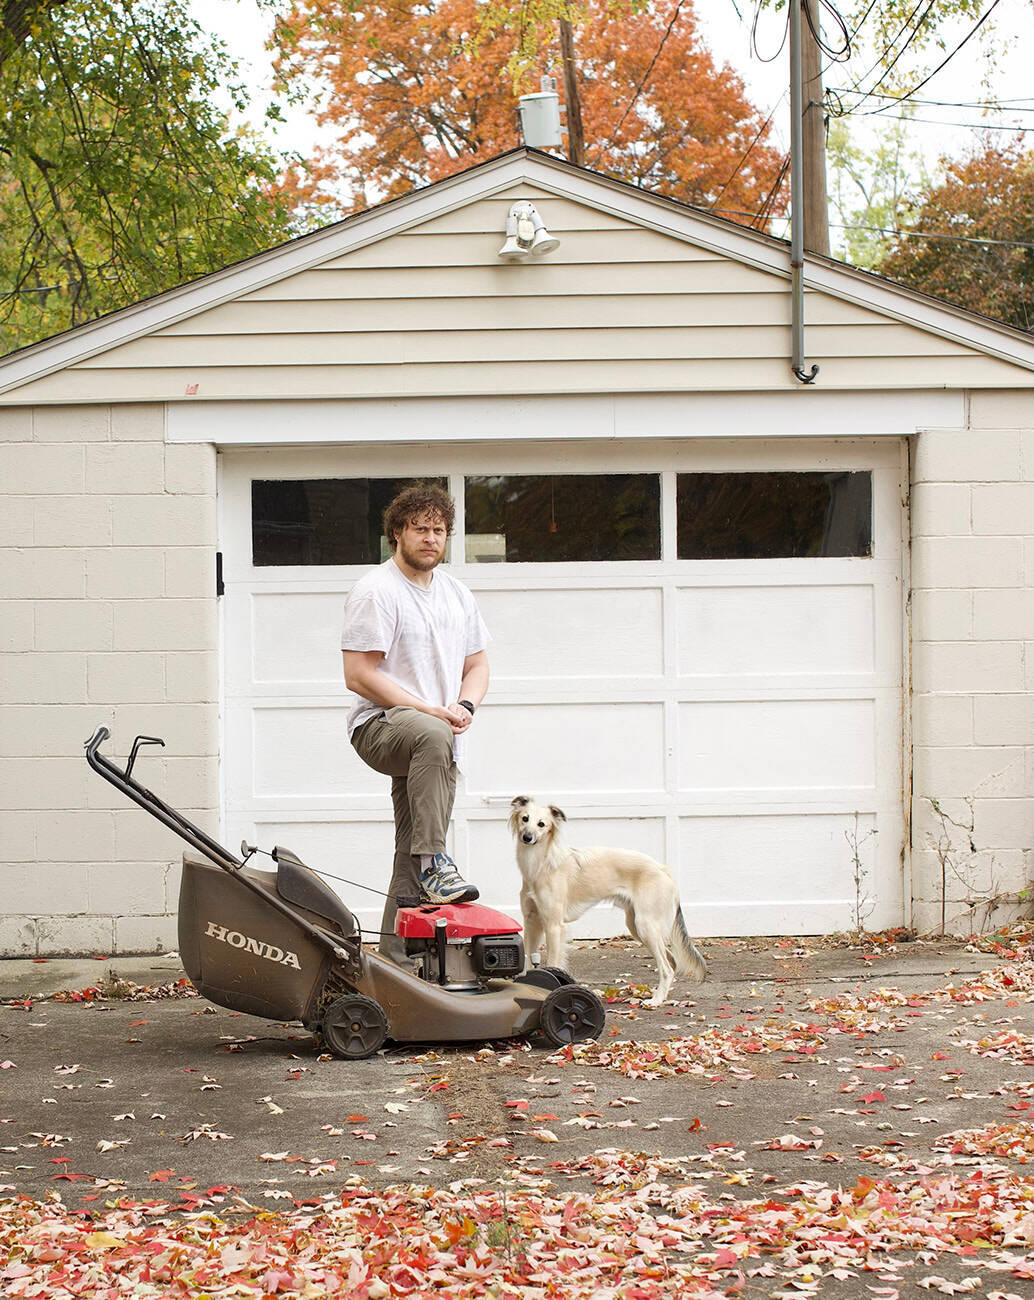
<box><xmin>789</xmin><ymin>0</ymin><xmax>819</xmax><ymax>384</ymax></box>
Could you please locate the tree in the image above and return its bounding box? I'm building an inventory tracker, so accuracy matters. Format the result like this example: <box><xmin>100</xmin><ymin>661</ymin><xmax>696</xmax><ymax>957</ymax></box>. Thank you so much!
<box><xmin>826</xmin><ymin>113</ymin><xmax>929</xmax><ymax>269</ymax></box>
<box><xmin>0</xmin><ymin>0</ymin><xmax>294</xmax><ymax>354</ymax></box>
<box><xmin>760</xmin><ymin>0</ymin><xmax>997</xmax><ymax>257</ymax></box>
<box><xmin>876</xmin><ymin>141</ymin><xmax>1034</xmax><ymax>332</ymax></box>
<box><xmin>272</xmin><ymin>0</ymin><xmax>787</xmax><ymax>227</ymax></box>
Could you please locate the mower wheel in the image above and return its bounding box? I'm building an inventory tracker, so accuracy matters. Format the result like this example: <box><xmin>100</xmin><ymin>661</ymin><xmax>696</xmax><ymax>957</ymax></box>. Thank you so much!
<box><xmin>539</xmin><ymin>984</ymin><xmax>606</xmax><ymax>1047</ymax></box>
<box><xmin>321</xmin><ymin>993</ymin><xmax>388</xmax><ymax>1060</ymax></box>
<box><xmin>520</xmin><ymin>965</ymin><xmax>575</xmax><ymax>991</ymax></box>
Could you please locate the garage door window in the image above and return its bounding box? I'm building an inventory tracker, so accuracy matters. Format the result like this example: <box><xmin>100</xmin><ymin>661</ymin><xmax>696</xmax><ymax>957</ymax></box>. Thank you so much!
<box><xmin>465</xmin><ymin>474</ymin><xmax>661</xmax><ymax>562</ymax></box>
<box><xmin>676</xmin><ymin>471</ymin><xmax>872</xmax><ymax>559</ymax></box>
<box><xmin>252</xmin><ymin>477</ymin><xmax>447</xmax><ymax>566</ymax></box>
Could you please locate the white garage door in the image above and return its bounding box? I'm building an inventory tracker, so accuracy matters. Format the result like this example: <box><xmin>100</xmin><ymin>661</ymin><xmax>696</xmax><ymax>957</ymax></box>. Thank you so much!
<box><xmin>218</xmin><ymin>437</ymin><xmax>906</xmax><ymax>940</ymax></box>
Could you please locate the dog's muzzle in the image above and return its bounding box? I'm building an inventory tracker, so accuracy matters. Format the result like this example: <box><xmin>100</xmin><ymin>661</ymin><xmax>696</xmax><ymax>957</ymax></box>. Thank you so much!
<box><xmin>521</xmin><ymin>833</ymin><xmax>536</xmax><ymax>844</ymax></box>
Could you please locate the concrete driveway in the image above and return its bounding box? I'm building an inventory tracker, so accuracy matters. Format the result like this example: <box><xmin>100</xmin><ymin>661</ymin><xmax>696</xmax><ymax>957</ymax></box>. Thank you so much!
<box><xmin>2</xmin><ymin>933</ymin><xmax>1033</xmax><ymax>1296</ymax></box>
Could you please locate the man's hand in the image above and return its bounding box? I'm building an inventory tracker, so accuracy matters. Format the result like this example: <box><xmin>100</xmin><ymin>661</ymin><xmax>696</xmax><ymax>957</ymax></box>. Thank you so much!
<box><xmin>443</xmin><ymin>703</ymin><xmax>472</xmax><ymax>734</ymax></box>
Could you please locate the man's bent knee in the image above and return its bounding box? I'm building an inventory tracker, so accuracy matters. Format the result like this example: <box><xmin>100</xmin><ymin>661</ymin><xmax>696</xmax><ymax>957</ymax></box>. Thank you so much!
<box><xmin>406</xmin><ymin>711</ymin><xmax>454</xmax><ymax>755</ymax></box>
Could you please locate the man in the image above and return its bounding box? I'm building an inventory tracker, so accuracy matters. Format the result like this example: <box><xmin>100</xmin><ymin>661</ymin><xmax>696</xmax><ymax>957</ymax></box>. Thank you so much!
<box><xmin>341</xmin><ymin>482</ymin><xmax>490</xmax><ymax>965</ymax></box>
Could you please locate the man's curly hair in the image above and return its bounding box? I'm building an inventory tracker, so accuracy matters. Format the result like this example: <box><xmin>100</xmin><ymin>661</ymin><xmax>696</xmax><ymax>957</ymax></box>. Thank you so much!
<box><xmin>383</xmin><ymin>481</ymin><xmax>455</xmax><ymax>552</ymax></box>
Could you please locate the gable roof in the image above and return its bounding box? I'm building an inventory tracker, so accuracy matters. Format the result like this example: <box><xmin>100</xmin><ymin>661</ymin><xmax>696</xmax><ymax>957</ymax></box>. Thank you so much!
<box><xmin>2</xmin><ymin>147</ymin><xmax>1033</xmax><ymax>402</ymax></box>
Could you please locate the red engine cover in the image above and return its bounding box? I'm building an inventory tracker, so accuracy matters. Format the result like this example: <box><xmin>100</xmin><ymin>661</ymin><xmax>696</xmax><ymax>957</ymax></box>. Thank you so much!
<box><xmin>394</xmin><ymin>902</ymin><xmax>523</xmax><ymax>940</ymax></box>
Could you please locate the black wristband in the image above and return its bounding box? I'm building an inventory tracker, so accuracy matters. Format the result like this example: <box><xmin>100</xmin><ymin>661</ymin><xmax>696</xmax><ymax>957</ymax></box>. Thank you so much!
<box><xmin>458</xmin><ymin>699</ymin><xmax>475</xmax><ymax>716</ymax></box>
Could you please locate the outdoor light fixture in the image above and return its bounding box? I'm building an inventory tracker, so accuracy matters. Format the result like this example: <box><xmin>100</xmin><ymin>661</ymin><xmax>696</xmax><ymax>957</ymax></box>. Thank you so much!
<box><xmin>497</xmin><ymin>201</ymin><xmax>560</xmax><ymax>261</ymax></box>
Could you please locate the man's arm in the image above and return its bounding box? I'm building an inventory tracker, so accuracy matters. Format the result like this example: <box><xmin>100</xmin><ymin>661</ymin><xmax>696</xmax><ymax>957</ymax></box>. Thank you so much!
<box><xmin>455</xmin><ymin>650</ymin><xmax>489</xmax><ymax>713</ymax></box>
<box><xmin>343</xmin><ymin>650</ymin><xmax>467</xmax><ymax>730</ymax></box>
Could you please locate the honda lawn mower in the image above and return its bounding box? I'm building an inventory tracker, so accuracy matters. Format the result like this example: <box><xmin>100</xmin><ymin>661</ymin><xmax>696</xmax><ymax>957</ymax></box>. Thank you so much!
<box><xmin>85</xmin><ymin>727</ymin><xmax>605</xmax><ymax>1059</ymax></box>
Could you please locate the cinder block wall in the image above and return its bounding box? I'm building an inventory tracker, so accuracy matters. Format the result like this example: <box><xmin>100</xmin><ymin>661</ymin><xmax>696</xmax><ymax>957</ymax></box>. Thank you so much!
<box><xmin>910</xmin><ymin>392</ymin><xmax>1034</xmax><ymax>936</ymax></box>
<box><xmin>0</xmin><ymin>403</ymin><xmax>218</xmax><ymax>956</ymax></box>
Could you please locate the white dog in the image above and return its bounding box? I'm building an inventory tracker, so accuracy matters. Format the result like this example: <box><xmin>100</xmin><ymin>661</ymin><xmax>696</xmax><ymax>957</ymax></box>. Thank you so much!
<box><xmin>508</xmin><ymin>796</ymin><xmax>706</xmax><ymax>1007</ymax></box>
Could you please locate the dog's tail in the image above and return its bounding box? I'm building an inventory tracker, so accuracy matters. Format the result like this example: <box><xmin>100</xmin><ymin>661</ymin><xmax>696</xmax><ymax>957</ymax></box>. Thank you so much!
<box><xmin>670</xmin><ymin>907</ymin><xmax>707</xmax><ymax>982</ymax></box>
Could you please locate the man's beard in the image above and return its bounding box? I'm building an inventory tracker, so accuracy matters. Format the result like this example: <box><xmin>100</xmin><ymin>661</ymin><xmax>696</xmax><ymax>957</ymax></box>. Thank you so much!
<box><xmin>398</xmin><ymin>537</ymin><xmax>444</xmax><ymax>571</ymax></box>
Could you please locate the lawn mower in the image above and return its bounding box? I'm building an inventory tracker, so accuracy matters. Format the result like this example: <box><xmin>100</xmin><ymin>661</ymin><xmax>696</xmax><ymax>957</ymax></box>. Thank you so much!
<box><xmin>85</xmin><ymin>726</ymin><xmax>606</xmax><ymax>1058</ymax></box>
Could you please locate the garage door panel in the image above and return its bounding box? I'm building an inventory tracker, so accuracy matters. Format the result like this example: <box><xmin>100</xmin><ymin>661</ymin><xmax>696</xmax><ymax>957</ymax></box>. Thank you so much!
<box><xmin>475</xmin><ymin>587</ymin><xmax>663</xmax><ymax>678</ymax></box>
<box><xmin>252</xmin><ymin>707</ymin><xmax>387</xmax><ymax>798</ymax></box>
<box><xmin>466</xmin><ymin>702</ymin><xmax>666</xmax><ymax>794</ymax></box>
<box><xmin>252</xmin><ymin>592</ymin><xmax>346</xmax><ymax>685</ymax></box>
<box><xmin>678</xmin><ymin>812</ymin><xmax>890</xmax><ymax>922</ymax></box>
<box><xmin>676</xmin><ymin>584</ymin><xmax>875</xmax><ymax>677</ymax></box>
<box><xmin>678</xmin><ymin>700</ymin><xmax>876</xmax><ymax>791</ymax></box>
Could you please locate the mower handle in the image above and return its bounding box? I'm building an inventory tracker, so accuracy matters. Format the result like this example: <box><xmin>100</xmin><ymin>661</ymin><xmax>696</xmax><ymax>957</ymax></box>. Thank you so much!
<box><xmin>85</xmin><ymin>725</ymin><xmax>241</xmax><ymax>872</ymax></box>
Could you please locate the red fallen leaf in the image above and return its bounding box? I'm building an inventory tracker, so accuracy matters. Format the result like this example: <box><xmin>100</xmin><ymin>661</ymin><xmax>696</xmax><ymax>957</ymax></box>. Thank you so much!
<box><xmin>429</xmin><ymin>1082</ymin><xmax>449</xmax><ymax>1092</ymax></box>
<box><xmin>533</xmin><ymin>1114</ymin><xmax>558</xmax><ymax>1121</ymax></box>
<box><xmin>713</xmin><ymin>1247</ymin><xmax>739</xmax><ymax>1267</ymax></box>
<box><xmin>49</xmin><ymin>1157</ymin><xmax>70</xmax><ymax>1165</ymax></box>
<box><xmin>505</xmin><ymin>1101</ymin><xmax>529</xmax><ymax>1109</ymax></box>
<box><xmin>130</xmin><ymin>1021</ymin><xmax>148</xmax><ymax>1028</ymax></box>
<box><xmin>347</xmin><ymin>1114</ymin><xmax>368</xmax><ymax>1123</ymax></box>
<box><xmin>1008</xmin><ymin>1101</ymin><xmax>1031</xmax><ymax>1111</ymax></box>
<box><xmin>448</xmin><ymin>1112</ymin><xmax>465</xmax><ymax>1120</ymax></box>
<box><xmin>688</xmin><ymin>1117</ymin><xmax>703</xmax><ymax>1132</ymax></box>
<box><xmin>931</xmin><ymin>1051</ymin><xmax>950</xmax><ymax>1060</ymax></box>
<box><xmin>53</xmin><ymin>1172</ymin><xmax>93</xmax><ymax>1181</ymax></box>
<box><xmin>862</xmin><ymin>1091</ymin><xmax>886</xmax><ymax>1104</ymax></box>
<box><xmin>149</xmin><ymin>1170</ymin><xmax>177</xmax><ymax>1182</ymax></box>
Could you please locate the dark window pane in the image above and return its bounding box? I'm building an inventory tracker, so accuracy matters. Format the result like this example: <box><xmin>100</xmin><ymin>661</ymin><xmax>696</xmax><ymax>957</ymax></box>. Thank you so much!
<box><xmin>676</xmin><ymin>472</ymin><xmax>872</xmax><ymax>559</ymax></box>
<box><xmin>465</xmin><ymin>474</ymin><xmax>660</xmax><ymax>562</ymax></box>
<box><xmin>252</xmin><ymin>478</ymin><xmax>447</xmax><ymax>566</ymax></box>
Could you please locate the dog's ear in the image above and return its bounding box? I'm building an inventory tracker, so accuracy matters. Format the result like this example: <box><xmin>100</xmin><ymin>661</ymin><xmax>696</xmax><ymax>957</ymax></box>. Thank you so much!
<box><xmin>508</xmin><ymin>796</ymin><xmax>530</xmax><ymax>835</ymax></box>
<box><xmin>548</xmin><ymin>805</ymin><xmax>566</xmax><ymax>822</ymax></box>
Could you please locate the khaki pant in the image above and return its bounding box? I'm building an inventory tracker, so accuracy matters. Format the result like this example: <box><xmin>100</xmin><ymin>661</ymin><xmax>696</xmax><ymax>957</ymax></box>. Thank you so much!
<box><xmin>351</xmin><ymin>706</ymin><xmax>457</xmax><ymax>961</ymax></box>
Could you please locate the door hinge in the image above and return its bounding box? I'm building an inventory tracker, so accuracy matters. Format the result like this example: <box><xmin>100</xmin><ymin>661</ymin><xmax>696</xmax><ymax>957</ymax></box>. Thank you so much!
<box><xmin>215</xmin><ymin>551</ymin><xmax>224</xmax><ymax>597</ymax></box>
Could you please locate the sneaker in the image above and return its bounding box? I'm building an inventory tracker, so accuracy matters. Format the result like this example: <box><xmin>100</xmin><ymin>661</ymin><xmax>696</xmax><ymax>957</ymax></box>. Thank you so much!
<box><xmin>419</xmin><ymin>852</ymin><xmax>479</xmax><ymax>904</ymax></box>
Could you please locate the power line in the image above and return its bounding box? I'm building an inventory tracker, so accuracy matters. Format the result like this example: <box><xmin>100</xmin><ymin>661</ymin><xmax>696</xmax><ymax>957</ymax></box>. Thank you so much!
<box><xmin>861</xmin><ymin>0</ymin><xmax>1005</xmax><ymax>114</ymax></box>
<box><xmin>859</xmin><ymin>0</ymin><xmax>939</xmax><ymax>102</ymax></box>
<box><xmin>589</xmin><ymin>0</ymin><xmax>686</xmax><ymax>166</ymax></box>
<box><xmin>708</xmin><ymin>93</ymin><xmax>787</xmax><ymax>215</ymax></box>
<box><xmin>829</xmin><ymin>87</ymin><xmax>1034</xmax><ymax>113</ymax></box>
<box><xmin>848</xmin><ymin>112</ymin><xmax>1031</xmax><ymax>132</ymax></box>
<box><xmin>829</xmin><ymin>223</ymin><xmax>1034</xmax><ymax>250</ymax></box>
<box><xmin>837</xmin><ymin>0</ymin><xmax>935</xmax><ymax>100</ymax></box>
<box><xmin>709</xmin><ymin>206</ymin><xmax>1034</xmax><ymax>252</ymax></box>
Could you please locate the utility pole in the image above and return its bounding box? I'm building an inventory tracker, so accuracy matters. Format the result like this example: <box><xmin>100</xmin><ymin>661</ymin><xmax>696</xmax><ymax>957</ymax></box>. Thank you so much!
<box><xmin>801</xmin><ymin>0</ymin><xmax>830</xmax><ymax>256</ymax></box>
<box><xmin>558</xmin><ymin>18</ymin><xmax>585</xmax><ymax>166</ymax></box>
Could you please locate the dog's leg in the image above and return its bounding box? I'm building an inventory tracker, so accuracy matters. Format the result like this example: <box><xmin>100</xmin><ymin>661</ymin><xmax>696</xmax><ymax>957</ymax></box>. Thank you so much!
<box><xmin>622</xmin><ymin>904</ymin><xmax>641</xmax><ymax>944</ymax></box>
<box><xmin>521</xmin><ymin>892</ymin><xmax>544</xmax><ymax>962</ymax></box>
<box><xmin>543</xmin><ymin>919</ymin><xmax>567</xmax><ymax>971</ymax></box>
<box><xmin>633</xmin><ymin>916</ymin><xmax>675</xmax><ymax>1007</ymax></box>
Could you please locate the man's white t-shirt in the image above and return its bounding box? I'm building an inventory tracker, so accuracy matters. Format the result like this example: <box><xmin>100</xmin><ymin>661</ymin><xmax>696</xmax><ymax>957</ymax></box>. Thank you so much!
<box><xmin>341</xmin><ymin>559</ymin><xmax>490</xmax><ymax>740</ymax></box>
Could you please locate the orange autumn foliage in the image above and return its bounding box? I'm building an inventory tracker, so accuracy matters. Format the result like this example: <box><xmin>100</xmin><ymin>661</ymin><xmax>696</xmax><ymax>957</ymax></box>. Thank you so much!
<box><xmin>272</xmin><ymin>0</ymin><xmax>786</xmax><ymax>227</ymax></box>
<box><xmin>879</xmin><ymin>142</ymin><xmax>1034</xmax><ymax>333</ymax></box>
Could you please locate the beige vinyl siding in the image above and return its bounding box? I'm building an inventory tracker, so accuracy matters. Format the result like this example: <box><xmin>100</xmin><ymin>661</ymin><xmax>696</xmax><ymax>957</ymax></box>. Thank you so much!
<box><xmin>11</xmin><ymin>354</ymin><xmax>1024</xmax><ymax>404</ymax></box>
<box><xmin>5</xmin><ymin>183</ymin><xmax>1033</xmax><ymax>404</ymax></box>
<box><xmin>152</xmin><ymin>294</ymin><xmax>873</xmax><ymax>335</ymax></box>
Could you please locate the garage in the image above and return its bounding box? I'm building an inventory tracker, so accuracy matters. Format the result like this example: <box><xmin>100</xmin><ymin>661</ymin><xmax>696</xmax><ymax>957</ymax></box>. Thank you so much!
<box><xmin>219</xmin><ymin>434</ymin><xmax>905</xmax><ymax>939</ymax></box>
<box><xmin>7</xmin><ymin>146</ymin><xmax>1033</xmax><ymax>958</ymax></box>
